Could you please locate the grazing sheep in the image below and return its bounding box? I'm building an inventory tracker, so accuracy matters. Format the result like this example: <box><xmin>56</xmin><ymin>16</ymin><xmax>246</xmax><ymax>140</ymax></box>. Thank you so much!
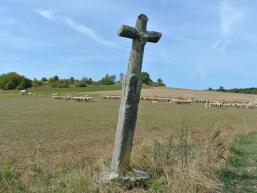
<box><xmin>205</xmin><ymin>100</ymin><xmax>257</xmax><ymax>110</ymax></box>
<box><xmin>103</xmin><ymin>94</ymin><xmax>257</xmax><ymax>110</ymax></box>
<box><xmin>52</xmin><ymin>94</ymin><xmax>93</xmax><ymax>103</ymax></box>
<box><xmin>102</xmin><ymin>95</ymin><xmax>121</xmax><ymax>100</ymax></box>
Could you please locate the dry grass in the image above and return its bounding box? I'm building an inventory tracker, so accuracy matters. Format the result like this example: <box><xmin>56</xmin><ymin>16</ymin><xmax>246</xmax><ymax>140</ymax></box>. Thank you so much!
<box><xmin>1</xmin><ymin>88</ymin><xmax>257</xmax><ymax>192</ymax></box>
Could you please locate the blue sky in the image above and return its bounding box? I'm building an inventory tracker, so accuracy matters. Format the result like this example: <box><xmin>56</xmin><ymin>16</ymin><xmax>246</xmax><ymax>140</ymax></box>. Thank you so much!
<box><xmin>0</xmin><ymin>0</ymin><xmax>257</xmax><ymax>89</ymax></box>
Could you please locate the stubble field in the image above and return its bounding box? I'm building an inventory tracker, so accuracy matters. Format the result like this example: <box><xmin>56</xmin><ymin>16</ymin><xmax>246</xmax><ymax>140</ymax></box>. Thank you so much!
<box><xmin>1</xmin><ymin>87</ymin><xmax>257</xmax><ymax>192</ymax></box>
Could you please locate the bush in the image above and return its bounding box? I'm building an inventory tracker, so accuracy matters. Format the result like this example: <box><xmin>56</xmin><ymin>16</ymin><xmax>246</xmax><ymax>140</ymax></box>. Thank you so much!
<box><xmin>32</xmin><ymin>79</ymin><xmax>42</xmax><ymax>87</ymax></box>
<box><xmin>99</xmin><ymin>74</ymin><xmax>116</xmax><ymax>85</ymax></box>
<box><xmin>57</xmin><ymin>82</ymin><xmax>69</xmax><ymax>88</ymax></box>
<box><xmin>49</xmin><ymin>81</ymin><xmax>69</xmax><ymax>88</ymax></box>
<box><xmin>81</xmin><ymin>77</ymin><xmax>93</xmax><ymax>85</ymax></box>
<box><xmin>75</xmin><ymin>82</ymin><xmax>87</xmax><ymax>87</ymax></box>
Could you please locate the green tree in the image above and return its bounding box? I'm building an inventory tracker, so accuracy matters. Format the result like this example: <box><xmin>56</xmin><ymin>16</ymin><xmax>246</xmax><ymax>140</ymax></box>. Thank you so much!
<box><xmin>218</xmin><ymin>86</ymin><xmax>225</xmax><ymax>92</ymax></box>
<box><xmin>70</xmin><ymin>77</ymin><xmax>75</xmax><ymax>83</ymax></box>
<box><xmin>41</xmin><ymin>77</ymin><xmax>47</xmax><ymax>82</ymax></box>
<box><xmin>88</xmin><ymin>78</ymin><xmax>93</xmax><ymax>85</ymax></box>
<box><xmin>156</xmin><ymin>78</ymin><xmax>165</xmax><ymax>86</ymax></box>
<box><xmin>17</xmin><ymin>78</ymin><xmax>32</xmax><ymax>90</ymax></box>
<box><xmin>100</xmin><ymin>74</ymin><xmax>116</xmax><ymax>85</ymax></box>
<box><xmin>141</xmin><ymin>72</ymin><xmax>153</xmax><ymax>85</ymax></box>
<box><xmin>53</xmin><ymin>75</ymin><xmax>59</xmax><ymax>81</ymax></box>
<box><xmin>5</xmin><ymin>72</ymin><xmax>23</xmax><ymax>86</ymax></box>
<box><xmin>0</xmin><ymin>72</ymin><xmax>26</xmax><ymax>90</ymax></box>
<box><xmin>48</xmin><ymin>76</ymin><xmax>59</xmax><ymax>83</ymax></box>
<box><xmin>81</xmin><ymin>77</ymin><xmax>93</xmax><ymax>85</ymax></box>
<box><xmin>0</xmin><ymin>74</ymin><xmax>5</xmax><ymax>89</ymax></box>
<box><xmin>4</xmin><ymin>81</ymin><xmax>16</xmax><ymax>90</ymax></box>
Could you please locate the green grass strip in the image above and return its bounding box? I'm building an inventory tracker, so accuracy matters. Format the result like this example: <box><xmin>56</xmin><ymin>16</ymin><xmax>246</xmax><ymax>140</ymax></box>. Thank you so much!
<box><xmin>220</xmin><ymin>132</ymin><xmax>257</xmax><ymax>193</ymax></box>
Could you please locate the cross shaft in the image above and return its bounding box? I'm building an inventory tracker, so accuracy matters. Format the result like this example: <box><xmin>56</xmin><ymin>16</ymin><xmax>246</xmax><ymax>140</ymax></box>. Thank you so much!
<box><xmin>111</xmin><ymin>14</ymin><xmax>162</xmax><ymax>173</ymax></box>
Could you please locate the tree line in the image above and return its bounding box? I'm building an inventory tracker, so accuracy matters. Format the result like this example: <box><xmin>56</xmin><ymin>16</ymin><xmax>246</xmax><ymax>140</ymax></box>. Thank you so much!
<box><xmin>208</xmin><ymin>86</ymin><xmax>257</xmax><ymax>95</ymax></box>
<box><xmin>0</xmin><ymin>72</ymin><xmax>32</xmax><ymax>90</ymax></box>
<box><xmin>0</xmin><ymin>72</ymin><xmax>165</xmax><ymax>90</ymax></box>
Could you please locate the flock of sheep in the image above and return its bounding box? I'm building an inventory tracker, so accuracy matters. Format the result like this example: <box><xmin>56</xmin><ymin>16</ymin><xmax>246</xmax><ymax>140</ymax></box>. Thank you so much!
<box><xmin>19</xmin><ymin>90</ymin><xmax>257</xmax><ymax>109</ymax></box>
<box><xmin>102</xmin><ymin>95</ymin><xmax>257</xmax><ymax>109</ymax></box>
<box><xmin>52</xmin><ymin>94</ymin><xmax>93</xmax><ymax>102</ymax></box>
<box><xmin>49</xmin><ymin>93</ymin><xmax>257</xmax><ymax>109</ymax></box>
<box><xmin>102</xmin><ymin>95</ymin><xmax>121</xmax><ymax>100</ymax></box>
<box><xmin>140</xmin><ymin>96</ymin><xmax>193</xmax><ymax>104</ymax></box>
<box><xmin>103</xmin><ymin>95</ymin><xmax>194</xmax><ymax>104</ymax></box>
<box><xmin>205</xmin><ymin>101</ymin><xmax>257</xmax><ymax>109</ymax></box>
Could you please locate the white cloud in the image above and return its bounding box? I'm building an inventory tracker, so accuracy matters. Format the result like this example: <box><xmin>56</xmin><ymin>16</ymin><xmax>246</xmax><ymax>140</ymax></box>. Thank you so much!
<box><xmin>36</xmin><ymin>9</ymin><xmax>117</xmax><ymax>47</ymax></box>
<box><xmin>211</xmin><ymin>0</ymin><xmax>246</xmax><ymax>50</ymax></box>
<box><xmin>36</xmin><ymin>9</ymin><xmax>58</xmax><ymax>21</ymax></box>
<box><xmin>62</xmin><ymin>17</ymin><xmax>117</xmax><ymax>47</ymax></box>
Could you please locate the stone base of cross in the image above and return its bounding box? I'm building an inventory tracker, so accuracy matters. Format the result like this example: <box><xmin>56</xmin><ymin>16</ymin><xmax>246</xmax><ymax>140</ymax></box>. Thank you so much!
<box><xmin>95</xmin><ymin>168</ymin><xmax>149</xmax><ymax>187</ymax></box>
<box><xmin>96</xmin><ymin>13</ymin><xmax>161</xmax><ymax>185</ymax></box>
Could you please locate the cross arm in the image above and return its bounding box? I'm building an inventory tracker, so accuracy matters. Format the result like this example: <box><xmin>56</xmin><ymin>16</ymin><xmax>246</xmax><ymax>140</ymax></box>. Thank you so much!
<box><xmin>118</xmin><ymin>25</ymin><xmax>138</xmax><ymax>39</ymax></box>
<box><xmin>118</xmin><ymin>24</ymin><xmax>162</xmax><ymax>43</ymax></box>
<box><xmin>147</xmin><ymin>31</ymin><xmax>162</xmax><ymax>43</ymax></box>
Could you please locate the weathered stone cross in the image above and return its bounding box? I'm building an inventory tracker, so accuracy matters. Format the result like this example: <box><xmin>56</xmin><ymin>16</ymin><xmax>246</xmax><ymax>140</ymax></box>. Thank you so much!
<box><xmin>111</xmin><ymin>14</ymin><xmax>162</xmax><ymax>173</ymax></box>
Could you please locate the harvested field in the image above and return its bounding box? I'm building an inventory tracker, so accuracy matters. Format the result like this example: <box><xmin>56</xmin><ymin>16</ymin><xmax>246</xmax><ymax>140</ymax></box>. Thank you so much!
<box><xmin>96</xmin><ymin>87</ymin><xmax>257</xmax><ymax>103</ymax></box>
<box><xmin>1</xmin><ymin>87</ymin><xmax>257</xmax><ymax>192</ymax></box>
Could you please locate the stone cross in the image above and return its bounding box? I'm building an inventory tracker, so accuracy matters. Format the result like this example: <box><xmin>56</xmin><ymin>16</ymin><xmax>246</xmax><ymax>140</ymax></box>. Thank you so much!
<box><xmin>111</xmin><ymin>14</ymin><xmax>162</xmax><ymax>173</ymax></box>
